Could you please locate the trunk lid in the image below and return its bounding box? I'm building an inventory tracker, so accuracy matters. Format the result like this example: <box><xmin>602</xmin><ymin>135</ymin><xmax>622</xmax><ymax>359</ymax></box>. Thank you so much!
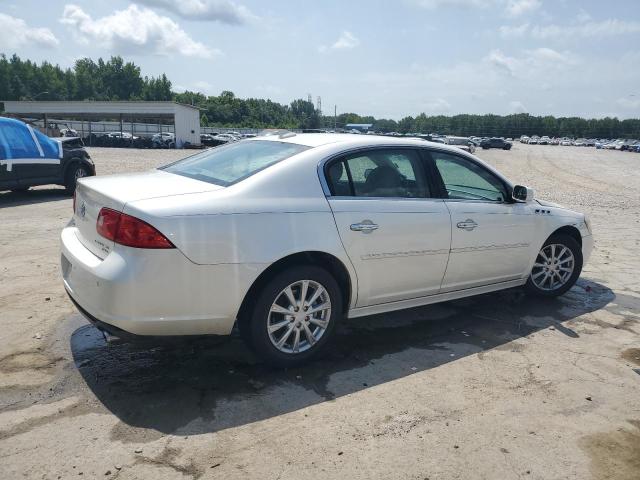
<box><xmin>73</xmin><ymin>170</ymin><xmax>222</xmax><ymax>259</ymax></box>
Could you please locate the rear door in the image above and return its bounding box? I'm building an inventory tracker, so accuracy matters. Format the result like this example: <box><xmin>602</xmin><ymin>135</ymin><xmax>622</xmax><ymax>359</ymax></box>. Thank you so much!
<box><xmin>429</xmin><ymin>150</ymin><xmax>535</xmax><ymax>291</ymax></box>
<box><xmin>325</xmin><ymin>148</ymin><xmax>451</xmax><ymax>307</ymax></box>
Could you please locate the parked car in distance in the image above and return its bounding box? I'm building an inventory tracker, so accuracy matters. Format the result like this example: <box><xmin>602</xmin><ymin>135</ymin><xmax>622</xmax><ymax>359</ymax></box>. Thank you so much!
<box><xmin>529</xmin><ymin>136</ymin><xmax>539</xmax><ymax>145</ymax></box>
<box><xmin>61</xmin><ymin>134</ymin><xmax>593</xmax><ymax>366</ymax></box>
<box><xmin>480</xmin><ymin>137</ymin><xmax>512</xmax><ymax>150</ymax></box>
<box><xmin>445</xmin><ymin>136</ymin><xmax>475</xmax><ymax>153</ymax></box>
<box><xmin>152</xmin><ymin>132</ymin><xmax>176</xmax><ymax>149</ymax></box>
<box><xmin>214</xmin><ymin>133</ymin><xmax>240</xmax><ymax>142</ymax></box>
<box><xmin>0</xmin><ymin>117</ymin><xmax>94</xmax><ymax>194</ymax></box>
<box><xmin>200</xmin><ymin>133</ymin><xmax>228</xmax><ymax>147</ymax></box>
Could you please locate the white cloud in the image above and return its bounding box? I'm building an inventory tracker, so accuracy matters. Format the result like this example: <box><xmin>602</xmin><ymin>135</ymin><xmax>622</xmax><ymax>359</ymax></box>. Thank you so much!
<box><xmin>616</xmin><ymin>97</ymin><xmax>640</xmax><ymax>110</ymax></box>
<box><xmin>499</xmin><ymin>23</ymin><xmax>529</xmax><ymax>37</ymax></box>
<box><xmin>319</xmin><ymin>31</ymin><xmax>360</xmax><ymax>53</ymax></box>
<box><xmin>504</xmin><ymin>0</ymin><xmax>541</xmax><ymax>18</ymax></box>
<box><xmin>485</xmin><ymin>49</ymin><xmax>517</xmax><ymax>76</ymax></box>
<box><xmin>60</xmin><ymin>4</ymin><xmax>219</xmax><ymax>58</ymax></box>
<box><xmin>193</xmin><ymin>80</ymin><xmax>215</xmax><ymax>94</ymax></box>
<box><xmin>509</xmin><ymin>100</ymin><xmax>527</xmax><ymax>113</ymax></box>
<box><xmin>576</xmin><ymin>9</ymin><xmax>591</xmax><ymax>23</ymax></box>
<box><xmin>136</xmin><ymin>0</ymin><xmax>257</xmax><ymax>25</ymax></box>
<box><xmin>532</xmin><ymin>19</ymin><xmax>640</xmax><ymax>39</ymax></box>
<box><xmin>332</xmin><ymin>31</ymin><xmax>360</xmax><ymax>49</ymax></box>
<box><xmin>423</xmin><ymin>98</ymin><xmax>451</xmax><ymax>112</ymax></box>
<box><xmin>0</xmin><ymin>13</ymin><xmax>59</xmax><ymax>49</ymax></box>
<box><xmin>341</xmin><ymin>46</ymin><xmax>640</xmax><ymax>119</ymax></box>
<box><xmin>410</xmin><ymin>0</ymin><xmax>493</xmax><ymax>8</ymax></box>
<box><xmin>484</xmin><ymin>47</ymin><xmax>573</xmax><ymax>78</ymax></box>
<box><xmin>410</xmin><ymin>0</ymin><xmax>540</xmax><ymax>17</ymax></box>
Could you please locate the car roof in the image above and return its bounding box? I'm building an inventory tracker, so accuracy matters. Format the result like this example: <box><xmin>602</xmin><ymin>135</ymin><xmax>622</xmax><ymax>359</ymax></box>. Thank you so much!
<box><xmin>0</xmin><ymin>116</ymin><xmax>27</xmax><ymax>128</ymax></box>
<box><xmin>250</xmin><ymin>132</ymin><xmax>468</xmax><ymax>153</ymax></box>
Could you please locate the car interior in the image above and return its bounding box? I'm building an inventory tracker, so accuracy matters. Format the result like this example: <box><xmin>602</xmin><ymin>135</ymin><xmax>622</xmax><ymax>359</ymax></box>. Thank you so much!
<box><xmin>327</xmin><ymin>150</ymin><xmax>429</xmax><ymax>198</ymax></box>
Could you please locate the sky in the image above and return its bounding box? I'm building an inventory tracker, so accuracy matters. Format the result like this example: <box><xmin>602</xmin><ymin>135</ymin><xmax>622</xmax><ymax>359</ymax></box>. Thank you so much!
<box><xmin>1</xmin><ymin>0</ymin><xmax>639</xmax><ymax>120</ymax></box>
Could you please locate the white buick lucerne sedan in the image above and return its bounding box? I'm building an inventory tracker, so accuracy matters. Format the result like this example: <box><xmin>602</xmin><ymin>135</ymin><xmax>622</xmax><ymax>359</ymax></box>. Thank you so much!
<box><xmin>61</xmin><ymin>133</ymin><xmax>593</xmax><ymax>366</ymax></box>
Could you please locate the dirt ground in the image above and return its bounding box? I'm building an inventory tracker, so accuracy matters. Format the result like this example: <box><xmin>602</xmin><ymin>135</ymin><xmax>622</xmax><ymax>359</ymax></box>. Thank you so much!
<box><xmin>0</xmin><ymin>143</ymin><xmax>639</xmax><ymax>480</ymax></box>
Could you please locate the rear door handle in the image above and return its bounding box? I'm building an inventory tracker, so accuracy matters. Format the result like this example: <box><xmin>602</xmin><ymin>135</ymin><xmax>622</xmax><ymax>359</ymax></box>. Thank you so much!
<box><xmin>350</xmin><ymin>221</ymin><xmax>379</xmax><ymax>233</ymax></box>
<box><xmin>456</xmin><ymin>219</ymin><xmax>478</xmax><ymax>231</ymax></box>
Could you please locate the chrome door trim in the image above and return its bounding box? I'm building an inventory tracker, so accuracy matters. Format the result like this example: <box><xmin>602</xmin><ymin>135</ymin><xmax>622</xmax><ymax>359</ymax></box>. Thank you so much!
<box><xmin>347</xmin><ymin>278</ymin><xmax>526</xmax><ymax>318</ymax></box>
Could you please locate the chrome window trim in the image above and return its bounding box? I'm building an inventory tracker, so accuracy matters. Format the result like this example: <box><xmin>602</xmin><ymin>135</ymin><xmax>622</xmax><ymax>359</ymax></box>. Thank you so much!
<box><xmin>317</xmin><ymin>144</ymin><xmax>432</xmax><ymax>200</ymax></box>
<box><xmin>328</xmin><ymin>195</ymin><xmax>445</xmax><ymax>203</ymax></box>
<box><xmin>317</xmin><ymin>144</ymin><xmax>514</xmax><ymax>201</ymax></box>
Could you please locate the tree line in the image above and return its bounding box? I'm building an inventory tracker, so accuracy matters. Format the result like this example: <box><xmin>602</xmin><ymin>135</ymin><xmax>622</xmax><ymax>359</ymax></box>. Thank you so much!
<box><xmin>0</xmin><ymin>54</ymin><xmax>172</xmax><ymax>102</ymax></box>
<box><xmin>330</xmin><ymin>112</ymin><xmax>640</xmax><ymax>139</ymax></box>
<box><xmin>1</xmin><ymin>53</ymin><xmax>639</xmax><ymax>138</ymax></box>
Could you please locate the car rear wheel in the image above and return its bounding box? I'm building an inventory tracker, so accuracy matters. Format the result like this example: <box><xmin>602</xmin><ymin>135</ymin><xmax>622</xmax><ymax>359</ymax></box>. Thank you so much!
<box><xmin>242</xmin><ymin>265</ymin><xmax>342</xmax><ymax>367</ymax></box>
<box><xmin>65</xmin><ymin>163</ymin><xmax>90</xmax><ymax>195</ymax></box>
<box><xmin>525</xmin><ymin>234</ymin><xmax>582</xmax><ymax>297</ymax></box>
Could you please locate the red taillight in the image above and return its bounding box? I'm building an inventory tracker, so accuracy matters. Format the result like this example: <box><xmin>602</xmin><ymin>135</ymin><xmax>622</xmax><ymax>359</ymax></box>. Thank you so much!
<box><xmin>96</xmin><ymin>208</ymin><xmax>175</xmax><ymax>249</ymax></box>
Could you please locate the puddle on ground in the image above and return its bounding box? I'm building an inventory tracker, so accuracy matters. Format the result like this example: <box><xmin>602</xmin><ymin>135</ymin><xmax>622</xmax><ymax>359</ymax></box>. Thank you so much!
<box><xmin>580</xmin><ymin>420</ymin><xmax>640</xmax><ymax>480</ymax></box>
<box><xmin>621</xmin><ymin>348</ymin><xmax>640</xmax><ymax>366</ymax></box>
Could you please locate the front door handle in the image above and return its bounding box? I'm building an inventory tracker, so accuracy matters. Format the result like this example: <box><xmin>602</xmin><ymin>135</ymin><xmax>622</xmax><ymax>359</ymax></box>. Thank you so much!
<box><xmin>350</xmin><ymin>220</ymin><xmax>379</xmax><ymax>233</ymax></box>
<box><xmin>456</xmin><ymin>219</ymin><xmax>478</xmax><ymax>231</ymax></box>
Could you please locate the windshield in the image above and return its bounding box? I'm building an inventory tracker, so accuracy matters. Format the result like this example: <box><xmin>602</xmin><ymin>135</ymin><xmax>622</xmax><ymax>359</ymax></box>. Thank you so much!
<box><xmin>160</xmin><ymin>140</ymin><xmax>309</xmax><ymax>186</ymax></box>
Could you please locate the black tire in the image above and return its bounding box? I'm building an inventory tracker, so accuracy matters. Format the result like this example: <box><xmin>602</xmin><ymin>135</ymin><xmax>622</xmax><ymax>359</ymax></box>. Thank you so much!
<box><xmin>525</xmin><ymin>233</ymin><xmax>583</xmax><ymax>297</ymax></box>
<box><xmin>65</xmin><ymin>163</ymin><xmax>90</xmax><ymax>195</ymax></box>
<box><xmin>240</xmin><ymin>265</ymin><xmax>343</xmax><ymax>367</ymax></box>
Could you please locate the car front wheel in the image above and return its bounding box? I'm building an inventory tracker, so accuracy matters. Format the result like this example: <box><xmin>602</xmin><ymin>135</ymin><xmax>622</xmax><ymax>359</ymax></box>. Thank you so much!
<box><xmin>525</xmin><ymin>234</ymin><xmax>583</xmax><ymax>297</ymax></box>
<box><xmin>242</xmin><ymin>265</ymin><xmax>342</xmax><ymax>367</ymax></box>
<box><xmin>65</xmin><ymin>163</ymin><xmax>90</xmax><ymax>195</ymax></box>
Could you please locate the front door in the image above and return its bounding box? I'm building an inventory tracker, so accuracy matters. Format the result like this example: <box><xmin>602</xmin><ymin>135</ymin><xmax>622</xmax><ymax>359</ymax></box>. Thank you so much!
<box><xmin>4</xmin><ymin>124</ymin><xmax>60</xmax><ymax>185</ymax></box>
<box><xmin>325</xmin><ymin>148</ymin><xmax>451</xmax><ymax>306</ymax></box>
<box><xmin>429</xmin><ymin>150</ymin><xmax>535</xmax><ymax>292</ymax></box>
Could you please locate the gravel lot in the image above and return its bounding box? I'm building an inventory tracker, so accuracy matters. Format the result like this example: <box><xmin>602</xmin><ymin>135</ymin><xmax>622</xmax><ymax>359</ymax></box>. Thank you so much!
<box><xmin>0</xmin><ymin>144</ymin><xmax>639</xmax><ymax>479</ymax></box>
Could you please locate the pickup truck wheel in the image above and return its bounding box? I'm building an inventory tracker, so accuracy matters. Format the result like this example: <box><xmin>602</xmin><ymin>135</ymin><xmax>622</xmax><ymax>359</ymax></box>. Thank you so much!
<box><xmin>242</xmin><ymin>265</ymin><xmax>342</xmax><ymax>367</ymax></box>
<box><xmin>525</xmin><ymin>234</ymin><xmax>582</xmax><ymax>297</ymax></box>
<box><xmin>65</xmin><ymin>163</ymin><xmax>90</xmax><ymax>195</ymax></box>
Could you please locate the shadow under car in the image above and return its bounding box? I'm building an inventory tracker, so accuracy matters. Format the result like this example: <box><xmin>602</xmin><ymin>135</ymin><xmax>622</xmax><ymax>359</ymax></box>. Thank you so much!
<box><xmin>70</xmin><ymin>278</ymin><xmax>614</xmax><ymax>437</ymax></box>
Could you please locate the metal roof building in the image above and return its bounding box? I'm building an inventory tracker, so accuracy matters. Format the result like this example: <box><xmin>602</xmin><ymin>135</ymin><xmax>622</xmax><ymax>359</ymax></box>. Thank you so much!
<box><xmin>345</xmin><ymin>123</ymin><xmax>373</xmax><ymax>132</ymax></box>
<box><xmin>1</xmin><ymin>101</ymin><xmax>201</xmax><ymax>146</ymax></box>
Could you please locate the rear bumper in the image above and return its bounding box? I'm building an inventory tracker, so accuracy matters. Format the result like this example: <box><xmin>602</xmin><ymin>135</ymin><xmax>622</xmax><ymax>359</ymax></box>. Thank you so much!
<box><xmin>61</xmin><ymin>225</ymin><xmax>262</xmax><ymax>336</ymax></box>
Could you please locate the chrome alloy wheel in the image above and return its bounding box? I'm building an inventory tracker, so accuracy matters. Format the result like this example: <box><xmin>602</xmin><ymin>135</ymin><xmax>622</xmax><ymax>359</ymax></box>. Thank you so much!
<box><xmin>267</xmin><ymin>280</ymin><xmax>332</xmax><ymax>354</ymax></box>
<box><xmin>530</xmin><ymin>243</ymin><xmax>575</xmax><ymax>291</ymax></box>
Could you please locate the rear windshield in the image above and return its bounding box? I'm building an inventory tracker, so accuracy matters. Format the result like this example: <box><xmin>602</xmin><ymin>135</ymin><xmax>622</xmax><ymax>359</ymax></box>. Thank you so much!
<box><xmin>160</xmin><ymin>140</ymin><xmax>309</xmax><ymax>186</ymax></box>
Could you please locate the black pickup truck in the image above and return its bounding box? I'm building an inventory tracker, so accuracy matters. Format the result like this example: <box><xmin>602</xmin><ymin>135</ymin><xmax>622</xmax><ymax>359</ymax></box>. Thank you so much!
<box><xmin>0</xmin><ymin>117</ymin><xmax>95</xmax><ymax>194</ymax></box>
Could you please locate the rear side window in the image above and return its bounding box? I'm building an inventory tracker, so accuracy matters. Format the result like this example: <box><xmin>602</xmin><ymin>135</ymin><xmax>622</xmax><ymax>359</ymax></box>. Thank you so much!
<box><xmin>161</xmin><ymin>140</ymin><xmax>309</xmax><ymax>186</ymax></box>
<box><xmin>326</xmin><ymin>149</ymin><xmax>429</xmax><ymax>198</ymax></box>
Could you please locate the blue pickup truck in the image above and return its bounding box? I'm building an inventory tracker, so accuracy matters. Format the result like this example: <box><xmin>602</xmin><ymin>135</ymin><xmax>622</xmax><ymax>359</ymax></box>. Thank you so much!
<box><xmin>0</xmin><ymin>117</ymin><xmax>94</xmax><ymax>194</ymax></box>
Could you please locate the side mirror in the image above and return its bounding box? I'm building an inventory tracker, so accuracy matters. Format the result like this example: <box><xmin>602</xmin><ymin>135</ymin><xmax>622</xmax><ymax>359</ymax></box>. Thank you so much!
<box><xmin>512</xmin><ymin>185</ymin><xmax>535</xmax><ymax>203</ymax></box>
